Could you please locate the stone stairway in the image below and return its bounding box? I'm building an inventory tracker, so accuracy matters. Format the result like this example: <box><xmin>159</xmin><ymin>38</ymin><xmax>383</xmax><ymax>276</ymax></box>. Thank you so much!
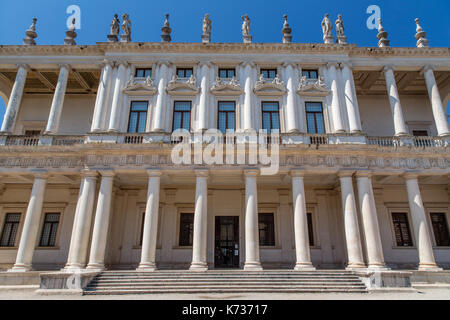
<box><xmin>83</xmin><ymin>270</ymin><xmax>368</xmax><ymax>295</ymax></box>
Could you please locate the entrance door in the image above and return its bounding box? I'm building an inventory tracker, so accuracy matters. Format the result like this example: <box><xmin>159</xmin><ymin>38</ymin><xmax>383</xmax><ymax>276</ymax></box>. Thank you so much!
<box><xmin>214</xmin><ymin>216</ymin><xmax>239</xmax><ymax>268</ymax></box>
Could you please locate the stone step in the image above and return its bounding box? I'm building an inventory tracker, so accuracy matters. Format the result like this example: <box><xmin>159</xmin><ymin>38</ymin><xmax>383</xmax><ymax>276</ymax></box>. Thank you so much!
<box><xmin>95</xmin><ymin>274</ymin><xmax>358</xmax><ymax>278</ymax></box>
<box><xmin>88</xmin><ymin>281</ymin><xmax>364</xmax><ymax>287</ymax></box>
<box><xmin>91</xmin><ymin>279</ymin><xmax>363</xmax><ymax>284</ymax></box>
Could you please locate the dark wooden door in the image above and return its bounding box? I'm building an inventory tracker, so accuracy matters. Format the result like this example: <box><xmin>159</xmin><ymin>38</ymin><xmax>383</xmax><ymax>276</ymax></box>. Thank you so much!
<box><xmin>214</xmin><ymin>216</ymin><xmax>239</xmax><ymax>268</ymax></box>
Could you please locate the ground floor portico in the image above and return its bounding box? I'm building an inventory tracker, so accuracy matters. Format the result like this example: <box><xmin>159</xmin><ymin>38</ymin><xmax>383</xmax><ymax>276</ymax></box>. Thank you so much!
<box><xmin>0</xmin><ymin>168</ymin><xmax>448</xmax><ymax>273</ymax></box>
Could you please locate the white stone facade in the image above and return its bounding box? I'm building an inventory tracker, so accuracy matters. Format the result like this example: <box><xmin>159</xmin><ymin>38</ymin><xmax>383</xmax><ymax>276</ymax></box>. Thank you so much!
<box><xmin>0</xmin><ymin>40</ymin><xmax>449</xmax><ymax>273</ymax></box>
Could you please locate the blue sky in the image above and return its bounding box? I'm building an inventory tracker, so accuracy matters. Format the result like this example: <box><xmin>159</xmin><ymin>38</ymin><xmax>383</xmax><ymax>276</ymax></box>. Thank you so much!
<box><xmin>0</xmin><ymin>0</ymin><xmax>449</xmax><ymax>121</ymax></box>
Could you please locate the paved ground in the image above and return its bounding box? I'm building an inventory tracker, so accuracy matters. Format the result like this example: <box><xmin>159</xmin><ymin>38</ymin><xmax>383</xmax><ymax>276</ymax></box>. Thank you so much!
<box><xmin>0</xmin><ymin>287</ymin><xmax>449</xmax><ymax>300</ymax></box>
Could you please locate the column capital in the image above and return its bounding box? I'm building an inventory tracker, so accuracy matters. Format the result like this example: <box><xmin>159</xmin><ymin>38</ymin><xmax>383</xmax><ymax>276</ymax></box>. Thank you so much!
<box><xmin>282</xmin><ymin>62</ymin><xmax>298</xmax><ymax>70</ymax></box>
<box><xmin>290</xmin><ymin>169</ymin><xmax>305</xmax><ymax>177</ymax></box>
<box><xmin>147</xmin><ymin>168</ymin><xmax>162</xmax><ymax>177</ymax></box>
<box><xmin>58</xmin><ymin>64</ymin><xmax>71</xmax><ymax>71</ymax></box>
<box><xmin>240</xmin><ymin>60</ymin><xmax>256</xmax><ymax>69</ymax></box>
<box><xmin>403</xmin><ymin>172</ymin><xmax>420</xmax><ymax>180</ymax></box>
<box><xmin>16</xmin><ymin>63</ymin><xmax>30</xmax><ymax>71</ymax></box>
<box><xmin>326</xmin><ymin>62</ymin><xmax>339</xmax><ymax>69</ymax></box>
<box><xmin>198</xmin><ymin>60</ymin><xmax>212</xmax><ymax>69</ymax></box>
<box><xmin>99</xmin><ymin>169</ymin><xmax>115</xmax><ymax>178</ymax></box>
<box><xmin>244</xmin><ymin>168</ymin><xmax>259</xmax><ymax>176</ymax></box>
<box><xmin>156</xmin><ymin>60</ymin><xmax>172</xmax><ymax>69</ymax></box>
<box><xmin>194</xmin><ymin>169</ymin><xmax>209</xmax><ymax>177</ymax></box>
<box><xmin>80</xmin><ymin>169</ymin><xmax>98</xmax><ymax>179</ymax></box>
<box><xmin>421</xmin><ymin>65</ymin><xmax>435</xmax><ymax>75</ymax></box>
<box><xmin>30</xmin><ymin>169</ymin><xmax>48</xmax><ymax>180</ymax></box>
<box><xmin>338</xmin><ymin>170</ymin><xmax>355</xmax><ymax>178</ymax></box>
<box><xmin>383</xmin><ymin>64</ymin><xmax>395</xmax><ymax>72</ymax></box>
<box><xmin>101</xmin><ymin>59</ymin><xmax>115</xmax><ymax>68</ymax></box>
<box><xmin>115</xmin><ymin>60</ymin><xmax>129</xmax><ymax>68</ymax></box>
<box><xmin>339</xmin><ymin>62</ymin><xmax>353</xmax><ymax>69</ymax></box>
<box><xmin>355</xmin><ymin>170</ymin><xmax>372</xmax><ymax>178</ymax></box>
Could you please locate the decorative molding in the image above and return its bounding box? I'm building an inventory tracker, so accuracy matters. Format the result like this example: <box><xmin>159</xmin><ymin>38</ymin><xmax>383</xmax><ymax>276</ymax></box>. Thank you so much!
<box><xmin>210</xmin><ymin>77</ymin><xmax>243</xmax><ymax>96</ymax></box>
<box><xmin>296</xmin><ymin>76</ymin><xmax>331</xmax><ymax>97</ymax></box>
<box><xmin>253</xmin><ymin>74</ymin><xmax>286</xmax><ymax>96</ymax></box>
<box><xmin>166</xmin><ymin>75</ymin><xmax>200</xmax><ymax>96</ymax></box>
<box><xmin>122</xmin><ymin>76</ymin><xmax>157</xmax><ymax>95</ymax></box>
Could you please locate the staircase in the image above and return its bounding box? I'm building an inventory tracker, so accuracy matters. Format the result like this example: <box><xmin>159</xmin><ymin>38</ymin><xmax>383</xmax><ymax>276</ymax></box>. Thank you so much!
<box><xmin>83</xmin><ymin>270</ymin><xmax>367</xmax><ymax>295</ymax></box>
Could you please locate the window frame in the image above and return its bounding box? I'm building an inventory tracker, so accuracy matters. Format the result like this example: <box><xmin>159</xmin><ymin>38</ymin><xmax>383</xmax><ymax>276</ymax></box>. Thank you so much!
<box><xmin>38</xmin><ymin>212</ymin><xmax>61</xmax><ymax>248</ymax></box>
<box><xmin>261</xmin><ymin>101</ymin><xmax>280</xmax><ymax>133</ymax></box>
<box><xmin>259</xmin><ymin>68</ymin><xmax>278</xmax><ymax>80</ymax></box>
<box><xmin>217</xmin><ymin>101</ymin><xmax>236</xmax><ymax>133</ymax></box>
<box><xmin>218</xmin><ymin>68</ymin><xmax>236</xmax><ymax>79</ymax></box>
<box><xmin>0</xmin><ymin>213</ymin><xmax>22</xmax><ymax>248</ymax></box>
<box><xmin>127</xmin><ymin>101</ymin><xmax>149</xmax><ymax>133</ymax></box>
<box><xmin>302</xmin><ymin>69</ymin><xmax>319</xmax><ymax>80</ymax></box>
<box><xmin>429</xmin><ymin>212</ymin><xmax>450</xmax><ymax>247</ymax></box>
<box><xmin>134</xmin><ymin>68</ymin><xmax>152</xmax><ymax>78</ymax></box>
<box><xmin>305</xmin><ymin>101</ymin><xmax>326</xmax><ymax>134</ymax></box>
<box><xmin>258</xmin><ymin>212</ymin><xmax>276</xmax><ymax>247</ymax></box>
<box><xmin>178</xmin><ymin>212</ymin><xmax>195</xmax><ymax>247</ymax></box>
<box><xmin>176</xmin><ymin>67</ymin><xmax>194</xmax><ymax>79</ymax></box>
<box><xmin>390</xmin><ymin>212</ymin><xmax>414</xmax><ymax>248</ymax></box>
<box><xmin>172</xmin><ymin>101</ymin><xmax>192</xmax><ymax>132</ymax></box>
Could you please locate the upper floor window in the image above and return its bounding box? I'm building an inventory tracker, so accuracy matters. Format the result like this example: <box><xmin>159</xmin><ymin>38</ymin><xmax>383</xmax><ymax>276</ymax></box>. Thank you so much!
<box><xmin>176</xmin><ymin>68</ymin><xmax>193</xmax><ymax>78</ymax></box>
<box><xmin>173</xmin><ymin>101</ymin><xmax>192</xmax><ymax>132</ymax></box>
<box><xmin>260</xmin><ymin>69</ymin><xmax>277</xmax><ymax>80</ymax></box>
<box><xmin>0</xmin><ymin>213</ymin><xmax>21</xmax><ymax>247</ymax></box>
<box><xmin>39</xmin><ymin>213</ymin><xmax>60</xmax><ymax>247</ymax></box>
<box><xmin>24</xmin><ymin>130</ymin><xmax>41</xmax><ymax>136</ymax></box>
<box><xmin>302</xmin><ymin>69</ymin><xmax>319</xmax><ymax>79</ymax></box>
<box><xmin>259</xmin><ymin>213</ymin><xmax>275</xmax><ymax>246</ymax></box>
<box><xmin>392</xmin><ymin>213</ymin><xmax>413</xmax><ymax>247</ymax></box>
<box><xmin>179</xmin><ymin>213</ymin><xmax>194</xmax><ymax>246</ymax></box>
<box><xmin>219</xmin><ymin>68</ymin><xmax>236</xmax><ymax>79</ymax></box>
<box><xmin>412</xmin><ymin>130</ymin><xmax>429</xmax><ymax>137</ymax></box>
<box><xmin>128</xmin><ymin>101</ymin><xmax>148</xmax><ymax>133</ymax></box>
<box><xmin>430</xmin><ymin>213</ymin><xmax>450</xmax><ymax>246</ymax></box>
<box><xmin>261</xmin><ymin>102</ymin><xmax>280</xmax><ymax>133</ymax></box>
<box><xmin>305</xmin><ymin>102</ymin><xmax>325</xmax><ymax>134</ymax></box>
<box><xmin>218</xmin><ymin>101</ymin><xmax>236</xmax><ymax>133</ymax></box>
<box><xmin>135</xmin><ymin>68</ymin><xmax>152</xmax><ymax>78</ymax></box>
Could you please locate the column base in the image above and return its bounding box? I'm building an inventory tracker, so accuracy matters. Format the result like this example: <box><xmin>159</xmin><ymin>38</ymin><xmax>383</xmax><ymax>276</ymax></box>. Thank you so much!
<box><xmin>345</xmin><ymin>262</ymin><xmax>367</xmax><ymax>271</ymax></box>
<box><xmin>86</xmin><ymin>263</ymin><xmax>106</xmax><ymax>271</ymax></box>
<box><xmin>8</xmin><ymin>263</ymin><xmax>32</xmax><ymax>272</ymax></box>
<box><xmin>189</xmin><ymin>262</ymin><xmax>208</xmax><ymax>272</ymax></box>
<box><xmin>366</xmin><ymin>264</ymin><xmax>391</xmax><ymax>271</ymax></box>
<box><xmin>418</xmin><ymin>263</ymin><xmax>443</xmax><ymax>271</ymax></box>
<box><xmin>244</xmin><ymin>262</ymin><xmax>263</xmax><ymax>271</ymax></box>
<box><xmin>63</xmin><ymin>263</ymin><xmax>85</xmax><ymax>272</ymax></box>
<box><xmin>137</xmin><ymin>262</ymin><xmax>157</xmax><ymax>272</ymax></box>
<box><xmin>294</xmin><ymin>263</ymin><xmax>316</xmax><ymax>271</ymax></box>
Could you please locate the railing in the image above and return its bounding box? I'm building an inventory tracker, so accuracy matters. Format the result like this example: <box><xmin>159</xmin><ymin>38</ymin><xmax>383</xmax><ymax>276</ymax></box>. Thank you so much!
<box><xmin>308</xmin><ymin>134</ymin><xmax>329</xmax><ymax>145</ymax></box>
<box><xmin>5</xmin><ymin>136</ymin><xmax>40</xmax><ymax>146</ymax></box>
<box><xmin>123</xmin><ymin>134</ymin><xmax>144</xmax><ymax>144</ymax></box>
<box><xmin>413</xmin><ymin>136</ymin><xmax>444</xmax><ymax>148</ymax></box>
<box><xmin>52</xmin><ymin>136</ymin><xmax>85</xmax><ymax>146</ymax></box>
<box><xmin>367</xmin><ymin>136</ymin><xmax>399</xmax><ymax>147</ymax></box>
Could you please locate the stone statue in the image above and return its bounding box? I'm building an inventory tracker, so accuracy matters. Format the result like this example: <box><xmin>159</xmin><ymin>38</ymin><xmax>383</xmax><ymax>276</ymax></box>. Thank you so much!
<box><xmin>272</xmin><ymin>74</ymin><xmax>283</xmax><ymax>85</ymax></box>
<box><xmin>377</xmin><ymin>18</ymin><xmax>390</xmax><ymax>48</ymax></box>
<box><xmin>187</xmin><ymin>74</ymin><xmax>196</xmax><ymax>85</ymax></box>
<box><xmin>107</xmin><ymin>14</ymin><xmax>120</xmax><ymax>42</ymax></box>
<box><xmin>415</xmin><ymin>18</ymin><xmax>429</xmax><ymax>48</ymax></box>
<box><xmin>281</xmin><ymin>14</ymin><xmax>292</xmax><ymax>44</ymax></box>
<box><xmin>64</xmin><ymin>18</ymin><xmax>77</xmax><ymax>45</ymax></box>
<box><xmin>23</xmin><ymin>18</ymin><xmax>38</xmax><ymax>45</ymax></box>
<box><xmin>321</xmin><ymin>14</ymin><xmax>334</xmax><ymax>44</ymax></box>
<box><xmin>241</xmin><ymin>15</ymin><xmax>252</xmax><ymax>43</ymax></box>
<box><xmin>161</xmin><ymin>14</ymin><xmax>172</xmax><ymax>42</ymax></box>
<box><xmin>230</xmin><ymin>76</ymin><xmax>239</xmax><ymax>86</ymax></box>
<box><xmin>335</xmin><ymin>14</ymin><xmax>347</xmax><ymax>44</ymax></box>
<box><xmin>201</xmin><ymin>14</ymin><xmax>212</xmax><ymax>43</ymax></box>
<box><xmin>121</xmin><ymin>14</ymin><xmax>131</xmax><ymax>42</ymax></box>
<box><xmin>258</xmin><ymin>73</ymin><xmax>265</xmax><ymax>83</ymax></box>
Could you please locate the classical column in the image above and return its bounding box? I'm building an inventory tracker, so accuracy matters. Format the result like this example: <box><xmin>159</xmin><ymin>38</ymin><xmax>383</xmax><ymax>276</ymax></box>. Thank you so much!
<box><xmin>341</xmin><ymin>63</ymin><xmax>362</xmax><ymax>133</ymax></box>
<box><xmin>152</xmin><ymin>62</ymin><xmax>170</xmax><ymax>132</ymax></box>
<box><xmin>65</xmin><ymin>170</ymin><xmax>98</xmax><ymax>270</ymax></box>
<box><xmin>339</xmin><ymin>172</ymin><xmax>366</xmax><ymax>269</ymax></box>
<box><xmin>108</xmin><ymin>61</ymin><xmax>128</xmax><ymax>132</ymax></box>
<box><xmin>327</xmin><ymin>63</ymin><xmax>345</xmax><ymax>133</ymax></box>
<box><xmin>190</xmin><ymin>170</ymin><xmax>209</xmax><ymax>271</ymax></box>
<box><xmin>423</xmin><ymin>66</ymin><xmax>450</xmax><ymax>136</ymax></box>
<box><xmin>9</xmin><ymin>171</ymin><xmax>47</xmax><ymax>272</ymax></box>
<box><xmin>1</xmin><ymin>64</ymin><xmax>28</xmax><ymax>133</ymax></box>
<box><xmin>383</xmin><ymin>66</ymin><xmax>409</xmax><ymax>136</ymax></box>
<box><xmin>404</xmin><ymin>173</ymin><xmax>442</xmax><ymax>270</ymax></box>
<box><xmin>242</xmin><ymin>62</ymin><xmax>255</xmax><ymax>132</ymax></box>
<box><xmin>44</xmin><ymin>64</ymin><xmax>70</xmax><ymax>134</ymax></box>
<box><xmin>86</xmin><ymin>170</ymin><xmax>115</xmax><ymax>270</ymax></box>
<box><xmin>91</xmin><ymin>61</ymin><xmax>114</xmax><ymax>132</ymax></box>
<box><xmin>291</xmin><ymin>170</ymin><xmax>315</xmax><ymax>271</ymax></box>
<box><xmin>284</xmin><ymin>63</ymin><xmax>299</xmax><ymax>133</ymax></box>
<box><xmin>244</xmin><ymin>169</ymin><xmax>263</xmax><ymax>270</ymax></box>
<box><xmin>356</xmin><ymin>172</ymin><xmax>388</xmax><ymax>269</ymax></box>
<box><xmin>197</xmin><ymin>62</ymin><xmax>210</xmax><ymax>132</ymax></box>
<box><xmin>138</xmin><ymin>169</ymin><xmax>162</xmax><ymax>271</ymax></box>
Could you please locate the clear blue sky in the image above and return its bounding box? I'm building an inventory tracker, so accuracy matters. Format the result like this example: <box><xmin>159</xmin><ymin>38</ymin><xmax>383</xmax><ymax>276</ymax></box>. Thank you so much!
<box><xmin>0</xmin><ymin>0</ymin><xmax>449</xmax><ymax>122</ymax></box>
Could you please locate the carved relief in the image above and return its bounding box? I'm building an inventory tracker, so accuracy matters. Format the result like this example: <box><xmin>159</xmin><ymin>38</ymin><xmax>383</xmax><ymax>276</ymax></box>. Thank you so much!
<box><xmin>253</xmin><ymin>73</ymin><xmax>286</xmax><ymax>96</ymax></box>
<box><xmin>123</xmin><ymin>75</ymin><xmax>157</xmax><ymax>95</ymax></box>
<box><xmin>166</xmin><ymin>75</ymin><xmax>200</xmax><ymax>96</ymax></box>
<box><xmin>210</xmin><ymin>76</ymin><xmax>243</xmax><ymax>96</ymax></box>
<box><xmin>296</xmin><ymin>76</ymin><xmax>331</xmax><ymax>97</ymax></box>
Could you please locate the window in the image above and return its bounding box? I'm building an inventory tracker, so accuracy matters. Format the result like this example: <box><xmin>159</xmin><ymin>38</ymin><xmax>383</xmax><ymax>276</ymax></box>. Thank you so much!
<box><xmin>176</xmin><ymin>68</ymin><xmax>193</xmax><ymax>78</ymax></box>
<box><xmin>218</xmin><ymin>101</ymin><xmax>236</xmax><ymax>133</ymax></box>
<box><xmin>259</xmin><ymin>213</ymin><xmax>275</xmax><ymax>246</ymax></box>
<box><xmin>127</xmin><ymin>101</ymin><xmax>148</xmax><ymax>133</ymax></box>
<box><xmin>179</xmin><ymin>213</ymin><xmax>194</xmax><ymax>246</ymax></box>
<box><xmin>430</xmin><ymin>213</ymin><xmax>450</xmax><ymax>246</ymax></box>
<box><xmin>412</xmin><ymin>130</ymin><xmax>429</xmax><ymax>137</ymax></box>
<box><xmin>173</xmin><ymin>101</ymin><xmax>192</xmax><ymax>132</ymax></box>
<box><xmin>135</xmin><ymin>68</ymin><xmax>152</xmax><ymax>78</ymax></box>
<box><xmin>39</xmin><ymin>213</ymin><xmax>60</xmax><ymax>247</ymax></box>
<box><xmin>261</xmin><ymin>102</ymin><xmax>280</xmax><ymax>133</ymax></box>
<box><xmin>0</xmin><ymin>213</ymin><xmax>21</xmax><ymax>247</ymax></box>
<box><xmin>307</xmin><ymin>213</ymin><xmax>314</xmax><ymax>247</ymax></box>
<box><xmin>302</xmin><ymin>69</ymin><xmax>319</xmax><ymax>79</ymax></box>
<box><xmin>392</xmin><ymin>213</ymin><xmax>413</xmax><ymax>247</ymax></box>
<box><xmin>305</xmin><ymin>102</ymin><xmax>325</xmax><ymax>134</ymax></box>
<box><xmin>24</xmin><ymin>130</ymin><xmax>41</xmax><ymax>136</ymax></box>
<box><xmin>219</xmin><ymin>68</ymin><xmax>235</xmax><ymax>79</ymax></box>
<box><xmin>260</xmin><ymin>69</ymin><xmax>277</xmax><ymax>80</ymax></box>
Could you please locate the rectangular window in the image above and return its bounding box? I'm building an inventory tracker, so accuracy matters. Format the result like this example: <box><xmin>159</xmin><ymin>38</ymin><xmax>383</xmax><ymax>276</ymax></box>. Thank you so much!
<box><xmin>24</xmin><ymin>130</ymin><xmax>41</xmax><ymax>136</ymax></box>
<box><xmin>260</xmin><ymin>69</ymin><xmax>277</xmax><ymax>80</ymax></box>
<box><xmin>218</xmin><ymin>101</ymin><xmax>236</xmax><ymax>133</ymax></box>
<box><xmin>135</xmin><ymin>68</ymin><xmax>152</xmax><ymax>78</ymax></box>
<box><xmin>430</xmin><ymin>213</ymin><xmax>450</xmax><ymax>246</ymax></box>
<box><xmin>179</xmin><ymin>213</ymin><xmax>194</xmax><ymax>246</ymax></box>
<box><xmin>307</xmin><ymin>213</ymin><xmax>314</xmax><ymax>247</ymax></box>
<box><xmin>259</xmin><ymin>213</ymin><xmax>275</xmax><ymax>246</ymax></box>
<box><xmin>176</xmin><ymin>68</ymin><xmax>193</xmax><ymax>78</ymax></box>
<box><xmin>412</xmin><ymin>130</ymin><xmax>429</xmax><ymax>137</ymax></box>
<box><xmin>305</xmin><ymin>102</ymin><xmax>325</xmax><ymax>134</ymax></box>
<box><xmin>261</xmin><ymin>102</ymin><xmax>280</xmax><ymax>133</ymax></box>
<box><xmin>219</xmin><ymin>68</ymin><xmax>236</xmax><ymax>79</ymax></box>
<box><xmin>139</xmin><ymin>212</ymin><xmax>145</xmax><ymax>246</ymax></box>
<box><xmin>173</xmin><ymin>101</ymin><xmax>192</xmax><ymax>132</ymax></box>
<box><xmin>302</xmin><ymin>69</ymin><xmax>319</xmax><ymax>79</ymax></box>
<box><xmin>392</xmin><ymin>213</ymin><xmax>413</xmax><ymax>247</ymax></box>
<box><xmin>127</xmin><ymin>101</ymin><xmax>148</xmax><ymax>133</ymax></box>
<box><xmin>39</xmin><ymin>213</ymin><xmax>60</xmax><ymax>247</ymax></box>
<box><xmin>0</xmin><ymin>213</ymin><xmax>21</xmax><ymax>247</ymax></box>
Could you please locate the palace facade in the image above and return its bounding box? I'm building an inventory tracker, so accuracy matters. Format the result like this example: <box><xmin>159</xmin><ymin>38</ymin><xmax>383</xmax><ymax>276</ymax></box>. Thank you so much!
<box><xmin>0</xmin><ymin>15</ymin><xmax>449</xmax><ymax>278</ymax></box>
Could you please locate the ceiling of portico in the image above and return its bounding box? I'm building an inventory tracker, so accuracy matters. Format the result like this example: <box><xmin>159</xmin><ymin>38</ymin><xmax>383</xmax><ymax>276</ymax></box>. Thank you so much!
<box><xmin>353</xmin><ymin>70</ymin><xmax>450</xmax><ymax>96</ymax></box>
<box><xmin>0</xmin><ymin>69</ymin><xmax>100</xmax><ymax>95</ymax></box>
